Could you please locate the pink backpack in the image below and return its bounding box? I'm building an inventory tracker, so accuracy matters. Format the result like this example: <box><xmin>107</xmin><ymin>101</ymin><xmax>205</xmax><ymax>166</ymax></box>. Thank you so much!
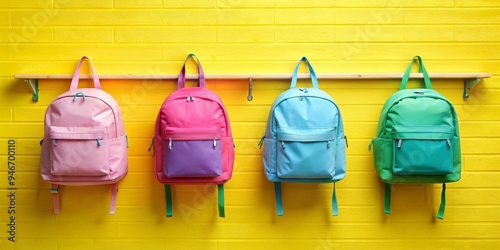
<box><xmin>153</xmin><ymin>54</ymin><xmax>235</xmax><ymax>217</ymax></box>
<box><xmin>40</xmin><ymin>56</ymin><xmax>128</xmax><ymax>214</ymax></box>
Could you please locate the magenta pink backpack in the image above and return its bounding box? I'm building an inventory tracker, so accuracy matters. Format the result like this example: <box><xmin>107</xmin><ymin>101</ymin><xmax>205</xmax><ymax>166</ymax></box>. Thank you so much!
<box><xmin>153</xmin><ymin>54</ymin><xmax>235</xmax><ymax>217</ymax></box>
<box><xmin>40</xmin><ymin>56</ymin><xmax>128</xmax><ymax>214</ymax></box>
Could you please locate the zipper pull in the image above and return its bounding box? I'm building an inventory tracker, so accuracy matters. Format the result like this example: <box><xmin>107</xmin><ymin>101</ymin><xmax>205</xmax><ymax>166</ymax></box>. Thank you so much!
<box><xmin>97</xmin><ymin>138</ymin><xmax>102</xmax><ymax>147</ymax></box>
<box><xmin>191</xmin><ymin>96</ymin><xmax>195</xmax><ymax>101</ymax></box>
<box><xmin>53</xmin><ymin>139</ymin><xmax>58</xmax><ymax>146</ymax></box>
<box><xmin>446</xmin><ymin>139</ymin><xmax>451</xmax><ymax>147</ymax></box>
<box><xmin>281</xmin><ymin>141</ymin><xmax>285</xmax><ymax>149</ymax></box>
<box><xmin>327</xmin><ymin>141</ymin><xmax>331</xmax><ymax>149</ymax></box>
<box><xmin>168</xmin><ymin>138</ymin><xmax>172</xmax><ymax>150</ymax></box>
<box><xmin>213</xmin><ymin>137</ymin><xmax>217</xmax><ymax>148</ymax></box>
<box><xmin>397</xmin><ymin>139</ymin><xmax>402</xmax><ymax>148</ymax></box>
<box><xmin>186</xmin><ymin>96</ymin><xmax>190</xmax><ymax>102</ymax></box>
<box><xmin>258</xmin><ymin>136</ymin><xmax>265</xmax><ymax>149</ymax></box>
<box><xmin>148</xmin><ymin>137</ymin><xmax>155</xmax><ymax>157</ymax></box>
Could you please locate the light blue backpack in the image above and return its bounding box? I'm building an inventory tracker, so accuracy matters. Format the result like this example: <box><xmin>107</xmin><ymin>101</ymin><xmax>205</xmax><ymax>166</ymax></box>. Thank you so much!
<box><xmin>259</xmin><ymin>57</ymin><xmax>347</xmax><ymax>216</ymax></box>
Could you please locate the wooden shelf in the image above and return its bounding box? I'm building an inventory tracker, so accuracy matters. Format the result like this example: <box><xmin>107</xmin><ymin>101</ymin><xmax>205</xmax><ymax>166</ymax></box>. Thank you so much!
<box><xmin>15</xmin><ymin>72</ymin><xmax>491</xmax><ymax>101</ymax></box>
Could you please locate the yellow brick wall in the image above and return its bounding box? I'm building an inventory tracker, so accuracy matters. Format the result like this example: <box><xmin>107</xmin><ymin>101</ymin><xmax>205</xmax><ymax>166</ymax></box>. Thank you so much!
<box><xmin>1</xmin><ymin>1</ymin><xmax>500</xmax><ymax>249</ymax></box>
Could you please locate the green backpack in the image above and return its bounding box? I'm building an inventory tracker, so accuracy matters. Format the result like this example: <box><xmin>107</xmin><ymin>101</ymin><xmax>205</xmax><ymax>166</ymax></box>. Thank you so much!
<box><xmin>369</xmin><ymin>56</ymin><xmax>461</xmax><ymax>219</ymax></box>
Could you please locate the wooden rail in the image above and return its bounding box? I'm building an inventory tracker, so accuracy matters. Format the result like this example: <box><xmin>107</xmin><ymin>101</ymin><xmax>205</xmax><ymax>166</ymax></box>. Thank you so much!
<box><xmin>15</xmin><ymin>73</ymin><xmax>491</xmax><ymax>101</ymax></box>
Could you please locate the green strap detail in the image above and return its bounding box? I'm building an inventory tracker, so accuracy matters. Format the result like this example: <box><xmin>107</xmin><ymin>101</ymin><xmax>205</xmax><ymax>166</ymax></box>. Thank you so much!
<box><xmin>437</xmin><ymin>183</ymin><xmax>446</xmax><ymax>220</ymax></box>
<box><xmin>258</xmin><ymin>136</ymin><xmax>265</xmax><ymax>149</ymax></box>
<box><xmin>332</xmin><ymin>183</ymin><xmax>339</xmax><ymax>216</ymax></box>
<box><xmin>164</xmin><ymin>185</ymin><xmax>172</xmax><ymax>217</ymax></box>
<box><xmin>217</xmin><ymin>184</ymin><xmax>225</xmax><ymax>218</ymax></box>
<box><xmin>384</xmin><ymin>183</ymin><xmax>391</xmax><ymax>214</ymax></box>
<box><xmin>274</xmin><ymin>182</ymin><xmax>284</xmax><ymax>216</ymax></box>
<box><xmin>400</xmin><ymin>55</ymin><xmax>432</xmax><ymax>90</ymax></box>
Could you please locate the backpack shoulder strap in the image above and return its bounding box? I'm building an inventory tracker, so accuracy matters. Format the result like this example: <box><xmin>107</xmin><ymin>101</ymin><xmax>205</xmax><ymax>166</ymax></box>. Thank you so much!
<box><xmin>218</xmin><ymin>184</ymin><xmax>225</xmax><ymax>217</ymax></box>
<box><xmin>51</xmin><ymin>183</ymin><xmax>119</xmax><ymax>214</ymax></box>
<box><xmin>109</xmin><ymin>183</ymin><xmax>118</xmax><ymax>215</ymax></box>
<box><xmin>274</xmin><ymin>182</ymin><xmax>284</xmax><ymax>216</ymax></box>
<box><xmin>164</xmin><ymin>185</ymin><xmax>173</xmax><ymax>217</ymax></box>
<box><xmin>437</xmin><ymin>183</ymin><xmax>446</xmax><ymax>220</ymax></box>
<box><xmin>384</xmin><ymin>183</ymin><xmax>391</xmax><ymax>214</ymax></box>
<box><xmin>332</xmin><ymin>182</ymin><xmax>339</xmax><ymax>216</ymax></box>
<box><xmin>385</xmin><ymin>183</ymin><xmax>447</xmax><ymax>219</ymax></box>
<box><xmin>50</xmin><ymin>184</ymin><xmax>60</xmax><ymax>214</ymax></box>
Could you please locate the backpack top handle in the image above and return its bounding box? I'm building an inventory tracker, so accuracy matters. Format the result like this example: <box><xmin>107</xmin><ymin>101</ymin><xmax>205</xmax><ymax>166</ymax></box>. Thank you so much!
<box><xmin>290</xmin><ymin>56</ymin><xmax>319</xmax><ymax>89</ymax></box>
<box><xmin>70</xmin><ymin>56</ymin><xmax>101</xmax><ymax>91</ymax></box>
<box><xmin>177</xmin><ymin>53</ymin><xmax>206</xmax><ymax>89</ymax></box>
<box><xmin>400</xmin><ymin>55</ymin><xmax>432</xmax><ymax>90</ymax></box>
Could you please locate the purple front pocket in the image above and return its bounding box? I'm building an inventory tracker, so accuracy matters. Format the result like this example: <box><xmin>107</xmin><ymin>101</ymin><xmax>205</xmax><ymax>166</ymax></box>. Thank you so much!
<box><xmin>163</xmin><ymin>139</ymin><xmax>222</xmax><ymax>177</ymax></box>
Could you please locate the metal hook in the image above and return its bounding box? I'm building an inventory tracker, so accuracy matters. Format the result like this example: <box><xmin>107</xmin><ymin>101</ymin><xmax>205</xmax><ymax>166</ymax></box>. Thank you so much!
<box><xmin>247</xmin><ymin>77</ymin><xmax>253</xmax><ymax>101</ymax></box>
<box><xmin>463</xmin><ymin>78</ymin><xmax>480</xmax><ymax>100</ymax></box>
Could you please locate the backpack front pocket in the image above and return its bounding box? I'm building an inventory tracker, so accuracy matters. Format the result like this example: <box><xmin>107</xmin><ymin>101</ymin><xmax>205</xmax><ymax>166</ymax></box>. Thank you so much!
<box><xmin>276</xmin><ymin>129</ymin><xmax>336</xmax><ymax>179</ymax></box>
<box><xmin>49</xmin><ymin>126</ymin><xmax>110</xmax><ymax>176</ymax></box>
<box><xmin>163</xmin><ymin>128</ymin><xmax>222</xmax><ymax>178</ymax></box>
<box><xmin>392</xmin><ymin>125</ymin><xmax>454</xmax><ymax>175</ymax></box>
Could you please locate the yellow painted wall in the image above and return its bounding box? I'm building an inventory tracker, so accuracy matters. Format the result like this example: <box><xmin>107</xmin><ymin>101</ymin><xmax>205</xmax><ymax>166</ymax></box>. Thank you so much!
<box><xmin>1</xmin><ymin>0</ymin><xmax>500</xmax><ymax>249</ymax></box>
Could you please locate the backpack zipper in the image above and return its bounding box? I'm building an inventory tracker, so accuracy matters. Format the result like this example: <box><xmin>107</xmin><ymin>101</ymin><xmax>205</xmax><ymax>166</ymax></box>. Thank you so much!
<box><xmin>167</xmin><ymin>137</ymin><xmax>219</xmax><ymax>150</ymax></box>
<box><xmin>397</xmin><ymin>138</ymin><xmax>451</xmax><ymax>148</ymax></box>
<box><xmin>165</xmin><ymin>127</ymin><xmax>221</xmax><ymax>141</ymax></box>
<box><xmin>392</xmin><ymin>127</ymin><xmax>454</xmax><ymax>149</ymax></box>
<box><xmin>280</xmin><ymin>140</ymin><xmax>332</xmax><ymax>149</ymax></box>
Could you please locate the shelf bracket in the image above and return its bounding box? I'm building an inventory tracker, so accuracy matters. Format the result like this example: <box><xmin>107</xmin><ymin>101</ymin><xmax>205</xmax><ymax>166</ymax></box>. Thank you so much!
<box><xmin>25</xmin><ymin>79</ymin><xmax>39</xmax><ymax>102</ymax></box>
<box><xmin>247</xmin><ymin>77</ymin><xmax>253</xmax><ymax>101</ymax></box>
<box><xmin>463</xmin><ymin>78</ymin><xmax>481</xmax><ymax>100</ymax></box>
